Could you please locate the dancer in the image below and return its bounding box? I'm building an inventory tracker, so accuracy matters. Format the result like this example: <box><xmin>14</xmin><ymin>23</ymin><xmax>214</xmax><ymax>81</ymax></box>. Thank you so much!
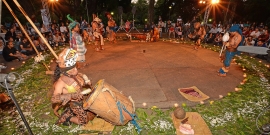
<box><xmin>51</xmin><ymin>48</ymin><xmax>95</xmax><ymax>126</ymax></box>
<box><xmin>67</xmin><ymin>15</ymin><xmax>87</xmax><ymax>69</ymax></box>
<box><xmin>188</xmin><ymin>22</ymin><xmax>206</xmax><ymax>50</ymax></box>
<box><xmin>218</xmin><ymin>25</ymin><xmax>243</xmax><ymax>77</ymax></box>
<box><xmin>106</xmin><ymin>12</ymin><xmax>117</xmax><ymax>43</ymax></box>
<box><xmin>92</xmin><ymin>14</ymin><xmax>105</xmax><ymax>51</ymax></box>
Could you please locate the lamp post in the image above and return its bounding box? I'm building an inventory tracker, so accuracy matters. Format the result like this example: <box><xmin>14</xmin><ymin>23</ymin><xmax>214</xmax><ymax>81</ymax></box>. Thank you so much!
<box><xmin>200</xmin><ymin>0</ymin><xmax>219</xmax><ymax>25</ymax></box>
<box><xmin>49</xmin><ymin>0</ymin><xmax>58</xmax><ymax>20</ymax></box>
<box><xmin>169</xmin><ymin>6</ymin><xmax>172</xmax><ymax>20</ymax></box>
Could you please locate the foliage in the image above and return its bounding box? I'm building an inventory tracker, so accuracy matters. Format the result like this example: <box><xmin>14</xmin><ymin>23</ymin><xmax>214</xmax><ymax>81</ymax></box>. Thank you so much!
<box><xmin>0</xmin><ymin>41</ymin><xmax>269</xmax><ymax>135</ymax></box>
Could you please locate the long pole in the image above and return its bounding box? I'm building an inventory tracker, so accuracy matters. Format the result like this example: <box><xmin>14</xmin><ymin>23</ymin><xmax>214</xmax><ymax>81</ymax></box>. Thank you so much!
<box><xmin>13</xmin><ymin>0</ymin><xmax>59</xmax><ymax>59</ymax></box>
<box><xmin>3</xmin><ymin>0</ymin><xmax>50</xmax><ymax>71</ymax></box>
<box><xmin>86</xmin><ymin>0</ymin><xmax>89</xmax><ymax>23</ymax></box>
<box><xmin>4</xmin><ymin>76</ymin><xmax>33</xmax><ymax>135</ymax></box>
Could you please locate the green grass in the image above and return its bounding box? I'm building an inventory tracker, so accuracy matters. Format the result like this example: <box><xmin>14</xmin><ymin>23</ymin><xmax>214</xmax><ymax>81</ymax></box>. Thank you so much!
<box><xmin>0</xmin><ymin>41</ymin><xmax>269</xmax><ymax>134</ymax></box>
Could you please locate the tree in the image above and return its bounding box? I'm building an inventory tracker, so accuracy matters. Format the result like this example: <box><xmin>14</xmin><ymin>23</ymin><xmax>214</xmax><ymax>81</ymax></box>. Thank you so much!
<box><xmin>148</xmin><ymin>0</ymin><xmax>155</xmax><ymax>25</ymax></box>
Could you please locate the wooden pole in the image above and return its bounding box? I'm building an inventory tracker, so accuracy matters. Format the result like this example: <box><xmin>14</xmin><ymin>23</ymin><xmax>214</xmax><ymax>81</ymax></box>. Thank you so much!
<box><xmin>3</xmin><ymin>0</ymin><xmax>50</xmax><ymax>71</ymax></box>
<box><xmin>13</xmin><ymin>0</ymin><xmax>59</xmax><ymax>59</ymax></box>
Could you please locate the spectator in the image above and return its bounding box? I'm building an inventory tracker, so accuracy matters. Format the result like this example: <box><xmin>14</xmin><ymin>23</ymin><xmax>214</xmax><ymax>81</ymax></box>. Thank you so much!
<box><xmin>40</xmin><ymin>24</ymin><xmax>49</xmax><ymax>34</ymax></box>
<box><xmin>208</xmin><ymin>25</ymin><xmax>218</xmax><ymax>37</ymax></box>
<box><xmin>168</xmin><ymin>25</ymin><xmax>175</xmax><ymax>38</ymax></box>
<box><xmin>177</xmin><ymin>16</ymin><xmax>182</xmax><ymax>24</ymax></box>
<box><xmin>213</xmin><ymin>33</ymin><xmax>222</xmax><ymax>46</ymax></box>
<box><xmin>249</xmin><ymin>28</ymin><xmax>261</xmax><ymax>41</ymax></box>
<box><xmin>143</xmin><ymin>24</ymin><xmax>149</xmax><ymax>33</ymax></box>
<box><xmin>19</xmin><ymin>37</ymin><xmax>34</xmax><ymax>56</ymax></box>
<box><xmin>244</xmin><ymin>36</ymin><xmax>255</xmax><ymax>46</ymax></box>
<box><xmin>125</xmin><ymin>20</ymin><xmax>130</xmax><ymax>32</ymax></box>
<box><xmin>256</xmin><ymin>29</ymin><xmax>269</xmax><ymax>46</ymax></box>
<box><xmin>3</xmin><ymin>41</ymin><xmax>27</xmax><ymax>62</ymax></box>
<box><xmin>1</xmin><ymin>25</ymin><xmax>7</xmax><ymax>33</ymax></box>
<box><xmin>175</xmin><ymin>23</ymin><xmax>183</xmax><ymax>39</ymax></box>
<box><xmin>53</xmin><ymin>31</ymin><xmax>64</xmax><ymax>46</ymax></box>
<box><xmin>59</xmin><ymin>22</ymin><xmax>68</xmax><ymax>34</ymax></box>
<box><xmin>0</xmin><ymin>40</ymin><xmax>4</xmax><ymax>54</ymax></box>
<box><xmin>5</xmin><ymin>26</ymin><xmax>17</xmax><ymax>41</ymax></box>
<box><xmin>166</xmin><ymin>20</ymin><xmax>172</xmax><ymax>33</ymax></box>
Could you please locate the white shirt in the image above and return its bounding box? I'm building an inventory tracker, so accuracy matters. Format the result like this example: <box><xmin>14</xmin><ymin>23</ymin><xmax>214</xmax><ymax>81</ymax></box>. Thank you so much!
<box><xmin>60</xmin><ymin>26</ymin><xmax>68</xmax><ymax>33</ymax></box>
<box><xmin>250</xmin><ymin>31</ymin><xmax>261</xmax><ymax>39</ymax></box>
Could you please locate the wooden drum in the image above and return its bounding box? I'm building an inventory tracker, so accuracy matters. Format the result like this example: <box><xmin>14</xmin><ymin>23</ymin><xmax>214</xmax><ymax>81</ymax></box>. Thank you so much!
<box><xmin>83</xmin><ymin>79</ymin><xmax>135</xmax><ymax>125</ymax></box>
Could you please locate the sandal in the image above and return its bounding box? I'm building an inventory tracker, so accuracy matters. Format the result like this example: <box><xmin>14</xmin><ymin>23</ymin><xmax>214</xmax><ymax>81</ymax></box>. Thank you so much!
<box><xmin>217</xmin><ymin>73</ymin><xmax>226</xmax><ymax>77</ymax></box>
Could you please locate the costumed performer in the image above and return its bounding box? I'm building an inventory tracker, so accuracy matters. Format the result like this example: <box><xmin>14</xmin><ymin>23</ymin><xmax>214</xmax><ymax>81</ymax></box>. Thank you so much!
<box><xmin>188</xmin><ymin>22</ymin><xmax>206</xmax><ymax>50</ymax></box>
<box><xmin>51</xmin><ymin>48</ymin><xmax>95</xmax><ymax>125</ymax></box>
<box><xmin>151</xmin><ymin>25</ymin><xmax>159</xmax><ymax>42</ymax></box>
<box><xmin>67</xmin><ymin>15</ymin><xmax>87</xmax><ymax>69</ymax></box>
<box><xmin>106</xmin><ymin>12</ymin><xmax>117</xmax><ymax>43</ymax></box>
<box><xmin>92</xmin><ymin>14</ymin><xmax>105</xmax><ymax>51</ymax></box>
<box><xmin>218</xmin><ymin>25</ymin><xmax>243</xmax><ymax>77</ymax></box>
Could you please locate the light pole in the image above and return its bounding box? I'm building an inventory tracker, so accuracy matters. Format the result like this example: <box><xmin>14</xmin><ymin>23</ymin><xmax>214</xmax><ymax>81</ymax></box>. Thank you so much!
<box><xmin>169</xmin><ymin>6</ymin><xmax>172</xmax><ymax>20</ymax></box>
<box><xmin>49</xmin><ymin>0</ymin><xmax>58</xmax><ymax>20</ymax></box>
<box><xmin>200</xmin><ymin>0</ymin><xmax>219</xmax><ymax>25</ymax></box>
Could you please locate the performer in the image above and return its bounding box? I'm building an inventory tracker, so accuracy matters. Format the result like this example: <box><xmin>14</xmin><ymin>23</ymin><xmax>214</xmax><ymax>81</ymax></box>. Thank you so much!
<box><xmin>218</xmin><ymin>25</ymin><xmax>243</xmax><ymax>77</ymax></box>
<box><xmin>151</xmin><ymin>25</ymin><xmax>159</xmax><ymax>42</ymax></box>
<box><xmin>51</xmin><ymin>48</ymin><xmax>95</xmax><ymax>126</ymax></box>
<box><xmin>67</xmin><ymin>15</ymin><xmax>87</xmax><ymax>69</ymax></box>
<box><xmin>92</xmin><ymin>14</ymin><xmax>105</xmax><ymax>51</ymax></box>
<box><xmin>106</xmin><ymin>12</ymin><xmax>117</xmax><ymax>43</ymax></box>
<box><xmin>188</xmin><ymin>22</ymin><xmax>206</xmax><ymax>50</ymax></box>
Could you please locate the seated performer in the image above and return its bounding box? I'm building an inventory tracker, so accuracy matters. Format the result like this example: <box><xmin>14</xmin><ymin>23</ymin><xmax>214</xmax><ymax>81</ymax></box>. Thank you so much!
<box><xmin>188</xmin><ymin>22</ymin><xmax>206</xmax><ymax>50</ymax></box>
<box><xmin>106</xmin><ymin>12</ymin><xmax>117</xmax><ymax>43</ymax></box>
<box><xmin>51</xmin><ymin>48</ymin><xmax>95</xmax><ymax>125</ymax></box>
<box><xmin>218</xmin><ymin>25</ymin><xmax>243</xmax><ymax>77</ymax></box>
<box><xmin>92</xmin><ymin>14</ymin><xmax>105</xmax><ymax>51</ymax></box>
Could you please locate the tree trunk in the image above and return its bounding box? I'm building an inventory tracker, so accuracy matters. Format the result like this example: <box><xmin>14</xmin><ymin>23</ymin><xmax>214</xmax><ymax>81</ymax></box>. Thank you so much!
<box><xmin>148</xmin><ymin>0</ymin><xmax>155</xmax><ymax>24</ymax></box>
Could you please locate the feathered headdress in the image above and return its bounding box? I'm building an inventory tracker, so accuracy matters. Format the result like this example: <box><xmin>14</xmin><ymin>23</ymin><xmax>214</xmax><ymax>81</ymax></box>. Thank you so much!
<box><xmin>67</xmin><ymin>14</ymin><xmax>79</xmax><ymax>30</ymax></box>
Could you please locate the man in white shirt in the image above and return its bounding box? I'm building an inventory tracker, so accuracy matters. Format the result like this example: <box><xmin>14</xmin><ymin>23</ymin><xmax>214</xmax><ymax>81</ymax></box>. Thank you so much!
<box><xmin>249</xmin><ymin>28</ymin><xmax>261</xmax><ymax>40</ymax></box>
<box><xmin>60</xmin><ymin>23</ymin><xmax>68</xmax><ymax>34</ymax></box>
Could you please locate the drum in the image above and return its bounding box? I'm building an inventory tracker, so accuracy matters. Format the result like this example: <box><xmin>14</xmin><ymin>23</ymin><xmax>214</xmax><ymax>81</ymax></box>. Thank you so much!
<box><xmin>83</xmin><ymin>79</ymin><xmax>135</xmax><ymax>125</ymax></box>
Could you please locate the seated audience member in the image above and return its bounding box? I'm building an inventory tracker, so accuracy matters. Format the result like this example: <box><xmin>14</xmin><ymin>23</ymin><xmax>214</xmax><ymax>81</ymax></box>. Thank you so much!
<box><xmin>39</xmin><ymin>33</ymin><xmax>48</xmax><ymax>51</ymax></box>
<box><xmin>53</xmin><ymin>31</ymin><xmax>64</xmax><ymax>46</ymax></box>
<box><xmin>0</xmin><ymin>25</ymin><xmax>7</xmax><ymax>33</ymax></box>
<box><xmin>242</xmin><ymin>27</ymin><xmax>250</xmax><ymax>37</ymax></box>
<box><xmin>0</xmin><ymin>40</ymin><xmax>4</xmax><ymax>54</ymax></box>
<box><xmin>257</xmin><ymin>29</ymin><xmax>269</xmax><ymax>45</ymax></box>
<box><xmin>47</xmin><ymin>33</ymin><xmax>55</xmax><ymax>47</ymax></box>
<box><xmin>208</xmin><ymin>25</ymin><xmax>218</xmax><ymax>37</ymax></box>
<box><xmin>33</xmin><ymin>37</ymin><xmax>43</xmax><ymax>52</ymax></box>
<box><xmin>244</xmin><ymin>36</ymin><xmax>255</xmax><ymax>46</ymax></box>
<box><xmin>5</xmin><ymin>26</ymin><xmax>17</xmax><ymax>41</ymax></box>
<box><xmin>249</xmin><ymin>28</ymin><xmax>261</xmax><ymax>40</ymax></box>
<box><xmin>3</xmin><ymin>41</ymin><xmax>27</xmax><ymax>62</ymax></box>
<box><xmin>59</xmin><ymin>22</ymin><xmax>68</xmax><ymax>34</ymax></box>
<box><xmin>213</xmin><ymin>33</ymin><xmax>222</xmax><ymax>46</ymax></box>
<box><xmin>19</xmin><ymin>37</ymin><xmax>34</xmax><ymax>56</ymax></box>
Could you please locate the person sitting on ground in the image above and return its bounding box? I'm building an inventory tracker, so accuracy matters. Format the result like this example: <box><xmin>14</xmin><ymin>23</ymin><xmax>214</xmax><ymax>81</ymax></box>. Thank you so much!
<box><xmin>53</xmin><ymin>31</ymin><xmax>64</xmax><ymax>46</ymax></box>
<box><xmin>213</xmin><ymin>33</ymin><xmax>223</xmax><ymax>46</ymax></box>
<box><xmin>256</xmin><ymin>29</ymin><xmax>269</xmax><ymax>46</ymax></box>
<box><xmin>5</xmin><ymin>26</ymin><xmax>17</xmax><ymax>41</ymax></box>
<box><xmin>0</xmin><ymin>40</ymin><xmax>4</xmax><ymax>55</ymax></box>
<box><xmin>244</xmin><ymin>36</ymin><xmax>255</xmax><ymax>46</ymax></box>
<box><xmin>249</xmin><ymin>28</ymin><xmax>261</xmax><ymax>41</ymax></box>
<box><xmin>19</xmin><ymin>37</ymin><xmax>34</xmax><ymax>56</ymax></box>
<box><xmin>2</xmin><ymin>41</ymin><xmax>28</xmax><ymax>62</ymax></box>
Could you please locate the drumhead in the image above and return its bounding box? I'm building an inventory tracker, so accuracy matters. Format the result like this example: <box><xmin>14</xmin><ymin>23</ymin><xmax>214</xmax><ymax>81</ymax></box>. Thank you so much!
<box><xmin>83</xmin><ymin>79</ymin><xmax>104</xmax><ymax>109</ymax></box>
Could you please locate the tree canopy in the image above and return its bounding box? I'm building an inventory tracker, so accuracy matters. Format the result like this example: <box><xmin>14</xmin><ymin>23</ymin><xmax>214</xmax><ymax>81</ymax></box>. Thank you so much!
<box><xmin>1</xmin><ymin>0</ymin><xmax>270</xmax><ymax>26</ymax></box>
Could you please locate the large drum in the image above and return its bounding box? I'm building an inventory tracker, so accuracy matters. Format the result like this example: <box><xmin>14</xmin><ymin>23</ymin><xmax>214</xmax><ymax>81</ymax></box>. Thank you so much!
<box><xmin>83</xmin><ymin>79</ymin><xmax>135</xmax><ymax>125</ymax></box>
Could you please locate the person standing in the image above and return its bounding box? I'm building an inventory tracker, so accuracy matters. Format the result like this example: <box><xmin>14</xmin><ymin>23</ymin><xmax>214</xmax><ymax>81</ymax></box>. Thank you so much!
<box><xmin>218</xmin><ymin>25</ymin><xmax>243</xmax><ymax>77</ymax></box>
<box><xmin>67</xmin><ymin>14</ymin><xmax>87</xmax><ymax>69</ymax></box>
